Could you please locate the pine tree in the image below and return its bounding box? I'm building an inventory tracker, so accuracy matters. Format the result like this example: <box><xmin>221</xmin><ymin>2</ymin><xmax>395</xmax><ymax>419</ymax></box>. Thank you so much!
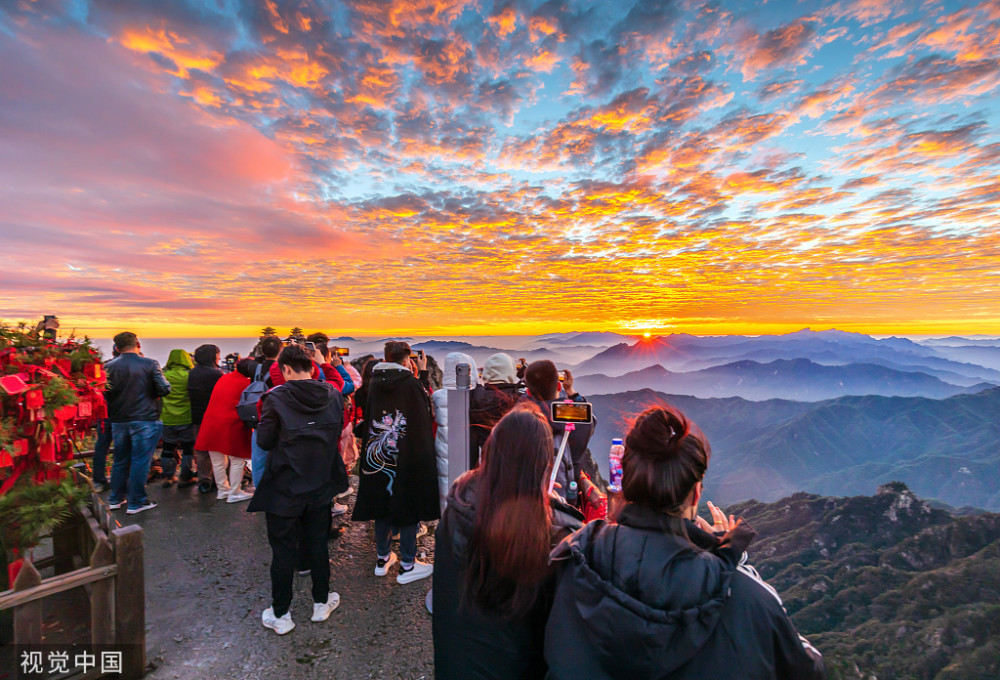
<box><xmin>260</xmin><ymin>326</ymin><xmax>277</xmax><ymax>337</ymax></box>
<box><xmin>290</xmin><ymin>327</ymin><xmax>303</xmax><ymax>337</ymax></box>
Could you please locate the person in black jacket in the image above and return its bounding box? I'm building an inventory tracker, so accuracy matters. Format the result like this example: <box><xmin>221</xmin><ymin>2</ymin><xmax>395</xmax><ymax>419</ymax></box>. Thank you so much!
<box><xmin>433</xmin><ymin>405</ymin><xmax>584</xmax><ymax>680</ymax></box>
<box><xmin>186</xmin><ymin>344</ymin><xmax>222</xmax><ymax>492</ymax></box>
<box><xmin>352</xmin><ymin>341</ymin><xmax>438</xmax><ymax>584</ymax></box>
<box><xmin>544</xmin><ymin>406</ymin><xmax>826</xmax><ymax>680</ymax></box>
<box><xmin>105</xmin><ymin>332</ymin><xmax>171</xmax><ymax>515</ymax></box>
<box><xmin>247</xmin><ymin>344</ymin><xmax>347</xmax><ymax>635</ymax></box>
<box><xmin>518</xmin><ymin>360</ymin><xmax>600</xmax><ymax>497</ymax></box>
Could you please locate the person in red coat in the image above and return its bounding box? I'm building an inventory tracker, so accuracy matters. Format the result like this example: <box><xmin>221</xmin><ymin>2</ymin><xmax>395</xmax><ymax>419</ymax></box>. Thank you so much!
<box><xmin>195</xmin><ymin>357</ymin><xmax>253</xmax><ymax>503</ymax></box>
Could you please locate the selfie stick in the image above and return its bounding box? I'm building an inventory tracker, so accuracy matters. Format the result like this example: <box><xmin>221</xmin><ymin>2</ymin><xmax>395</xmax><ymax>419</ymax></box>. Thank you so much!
<box><xmin>548</xmin><ymin>422</ymin><xmax>576</xmax><ymax>495</ymax></box>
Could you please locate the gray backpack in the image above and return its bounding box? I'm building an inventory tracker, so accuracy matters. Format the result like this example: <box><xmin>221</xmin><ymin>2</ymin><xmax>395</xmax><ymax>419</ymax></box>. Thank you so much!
<box><xmin>236</xmin><ymin>363</ymin><xmax>268</xmax><ymax>427</ymax></box>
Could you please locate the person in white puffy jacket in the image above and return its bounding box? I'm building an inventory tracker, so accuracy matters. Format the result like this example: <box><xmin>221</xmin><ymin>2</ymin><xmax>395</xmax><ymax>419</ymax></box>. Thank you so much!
<box><xmin>431</xmin><ymin>352</ymin><xmax>479</xmax><ymax>511</ymax></box>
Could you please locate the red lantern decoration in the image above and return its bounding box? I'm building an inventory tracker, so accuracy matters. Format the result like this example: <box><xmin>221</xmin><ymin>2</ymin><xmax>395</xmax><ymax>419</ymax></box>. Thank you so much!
<box><xmin>37</xmin><ymin>438</ymin><xmax>56</xmax><ymax>462</ymax></box>
<box><xmin>77</xmin><ymin>400</ymin><xmax>93</xmax><ymax>418</ymax></box>
<box><xmin>0</xmin><ymin>373</ymin><xmax>30</xmax><ymax>396</ymax></box>
<box><xmin>0</xmin><ymin>448</ymin><xmax>12</xmax><ymax>468</ymax></box>
<box><xmin>24</xmin><ymin>388</ymin><xmax>44</xmax><ymax>410</ymax></box>
<box><xmin>55</xmin><ymin>358</ymin><xmax>72</xmax><ymax>376</ymax></box>
<box><xmin>53</xmin><ymin>405</ymin><xmax>77</xmax><ymax>421</ymax></box>
<box><xmin>12</xmin><ymin>439</ymin><xmax>29</xmax><ymax>457</ymax></box>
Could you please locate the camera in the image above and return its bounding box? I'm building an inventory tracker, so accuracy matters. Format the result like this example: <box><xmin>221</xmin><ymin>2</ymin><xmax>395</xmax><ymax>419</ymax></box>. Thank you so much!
<box><xmin>551</xmin><ymin>401</ymin><xmax>592</xmax><ymax>424</ymax></box>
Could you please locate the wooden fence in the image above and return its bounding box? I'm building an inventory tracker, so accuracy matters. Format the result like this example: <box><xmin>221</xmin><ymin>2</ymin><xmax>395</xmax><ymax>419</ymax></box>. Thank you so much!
<box><xmin>0</xmin><ymin>476</ymin><xmax>145</xmax><ymax>679</ymax></box>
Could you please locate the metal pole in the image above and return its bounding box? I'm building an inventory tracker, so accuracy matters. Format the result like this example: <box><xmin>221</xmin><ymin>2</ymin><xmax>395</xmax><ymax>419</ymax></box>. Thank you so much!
<box><xmin>446</xmin><ymin>387</ymin><xmax>471</xmax><ymax>489</ymax></box>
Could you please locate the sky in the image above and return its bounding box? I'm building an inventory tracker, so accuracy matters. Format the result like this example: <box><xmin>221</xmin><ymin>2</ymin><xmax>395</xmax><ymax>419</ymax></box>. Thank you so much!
<box><xmin>1</xmin><ymin>0</ymin><xmax>999</xmax><ymax>338</ymax></box>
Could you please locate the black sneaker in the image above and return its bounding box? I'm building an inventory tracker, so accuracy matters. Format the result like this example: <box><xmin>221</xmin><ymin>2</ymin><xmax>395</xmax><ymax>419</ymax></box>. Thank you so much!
<box><xmin>198</xmin><ymin>481</ymin><xmax>215</xmax><ymax>494</ymax></box>
<box><xmin>162</xmin><ymin>477</ymin><xmax>176</xmax><ymax>488</ymax></box>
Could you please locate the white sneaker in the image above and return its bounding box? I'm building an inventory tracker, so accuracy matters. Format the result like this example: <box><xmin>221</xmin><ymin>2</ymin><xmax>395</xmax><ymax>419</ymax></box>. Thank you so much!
<box><xmin>374</xmin><ymin>552</ymin><xmax>397</xmax><ymax>577</ymax></box>
<box><xmin>125</xmin><ymin>502</ymin><xmax>158</xmax><ymax>515</ymax></box>
<box><xmin>216</xmin><ymin>488</ymin><xmax>230</xmax><ymax>500</ymax></box>
<box><xmin>107</xmin><ymin>500</ymin><xmax>126</xmax><ymax>510</ymax></box>
<box><xmin>311</xmin><ymin>592</ymin><xmax>341</xmax><ymax>622</ymax></box>
<box><xmin>330</xmin><ymin>502</ymin><xmax>348</xmax><ymax>516</ymax></box>
<box><xmin>262</xmin><ymin>607</ymin><xmax>295</xmax><ymax>635</ymax></box>
<box><xmin>397</xmin><ymin>560</ymin><xmax>433</xmax><ymax>584</ymax></box>
<box><xmin>226</xmin><ymin>490</ymin><xmax>253</xmax><ymax>503</ymax></box>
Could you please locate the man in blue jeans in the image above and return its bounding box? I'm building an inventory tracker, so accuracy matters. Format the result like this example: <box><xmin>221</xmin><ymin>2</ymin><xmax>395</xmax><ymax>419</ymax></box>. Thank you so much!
<box><xmin>105</xmin><ymin>331</ymin><xmax>171</xmax><ymax>515</ymax></box>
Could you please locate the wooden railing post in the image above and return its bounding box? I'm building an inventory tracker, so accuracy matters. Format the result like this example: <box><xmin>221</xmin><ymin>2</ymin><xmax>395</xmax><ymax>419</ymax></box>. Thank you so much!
<box><xmin>112</xmin><ymin>525</ymin><xmax>145</xmax><ymax>680</ymax></box>
<box><xmin>89</xmin><ymin>536</ymin><xmax>115</xmax><ymax>646</ymax></box>
<box><xmin>12</xmin><ymin>557</ymin><xmax>42</xmax><ymax>645</ymax></box>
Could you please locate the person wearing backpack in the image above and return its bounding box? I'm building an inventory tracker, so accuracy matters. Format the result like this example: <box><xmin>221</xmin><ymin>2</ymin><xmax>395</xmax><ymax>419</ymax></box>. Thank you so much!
<box><xmin>194</xmin><ymin>357</ymin><xmax>254</xmax><ymax>503</ymax></box>
<box><xmin>247</xmin><ymin>344</ymin><xmax>347</xmax><ymax>635</ymax></box>
<box><xmin>247</xmin><ymin>336</ymin><xmax>282</xmax><ymax>487</ymax></box>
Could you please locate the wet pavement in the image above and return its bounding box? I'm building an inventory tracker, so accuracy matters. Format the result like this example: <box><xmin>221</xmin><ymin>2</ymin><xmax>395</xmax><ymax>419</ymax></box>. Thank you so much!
<box><xmin>113</xmin><ymin>477</ymin><xmax>435</xmax><ymax>679</ymax></box>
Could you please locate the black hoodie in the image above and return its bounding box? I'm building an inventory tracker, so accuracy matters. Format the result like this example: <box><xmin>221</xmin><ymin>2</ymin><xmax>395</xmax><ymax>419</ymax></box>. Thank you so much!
<box><xmin>247</xmin><ymin>379</ymin><xmax>347</xmax><ymax>517</ymax></box>
<box><xmin>544</xmin><ymin>504</ymin><xmax>825</xmax><ymax>680</ymax></box>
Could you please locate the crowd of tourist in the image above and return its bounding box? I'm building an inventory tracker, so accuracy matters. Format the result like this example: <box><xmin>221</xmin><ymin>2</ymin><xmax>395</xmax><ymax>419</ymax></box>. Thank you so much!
<box><xmin>94</xmin><ymin>329</ymin><xmax>825</xmax><ymax>679</ymax></box>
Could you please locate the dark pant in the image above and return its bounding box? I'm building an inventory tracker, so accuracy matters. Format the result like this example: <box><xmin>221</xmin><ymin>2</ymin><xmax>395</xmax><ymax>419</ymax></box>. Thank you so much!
<box><xmin>266</xmin><ymin>503</ymin><xmax>331</xmax><ymax>617</ymax></box>
<box><xmin>161</xmin><ymin>440</ymin><xmax>195</xmax><ymax>478</ymax></box>
<box><xmin>375</xmin><ymin>520</ymin><xmax>418</xmax><ymax>565</ymax></box>
<box><xmin>92</xmin><ymin>418</ymin><xmax>112</xmax><ymax>484</ymax></box>
<box><xmin>192</xmin><ymin>424</ymin><xmax>213</xmax><ymax>484</ymax></box>
<box><xmin>109</xmin><ymin>420</ymin><xmax>162</xmax><ymax>510</ymax></box>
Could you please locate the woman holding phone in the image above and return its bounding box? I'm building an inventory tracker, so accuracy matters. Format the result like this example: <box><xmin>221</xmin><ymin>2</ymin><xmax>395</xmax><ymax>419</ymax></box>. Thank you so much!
<box><xmin>433</xmin><ymin>404</ymin><xmax>584</xmax><ymax>680</ymax></box>
<box><xmin>543</xmin><ymin>405</ymin><xmax>826</xmax><ymax>680</ymax></box>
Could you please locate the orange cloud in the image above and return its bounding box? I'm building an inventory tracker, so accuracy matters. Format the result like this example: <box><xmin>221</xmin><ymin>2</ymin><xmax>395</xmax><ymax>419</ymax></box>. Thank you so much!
<box><xmin>119</xmin><ymin>25</ymin><xmax>221</xmax><ymax>77</ymax></box>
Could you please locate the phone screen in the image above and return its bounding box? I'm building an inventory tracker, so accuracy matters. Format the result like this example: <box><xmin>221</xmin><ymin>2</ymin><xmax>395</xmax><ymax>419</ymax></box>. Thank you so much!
<box><xmin>551</xmin><ymin>401</ymin><xmax>593</xmax><ymax>424</ymax></box>
<box><xmin>336</xmin><ymin>347</ymin><xmax>350</xmax><ymax>356</ymax></box>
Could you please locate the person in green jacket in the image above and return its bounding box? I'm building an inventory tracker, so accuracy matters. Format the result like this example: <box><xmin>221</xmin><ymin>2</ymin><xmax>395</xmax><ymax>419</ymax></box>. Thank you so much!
<box><xmin>161</xmin><ymin>349</ymin><xmax>196</xmax><ymax>487</ymax></box>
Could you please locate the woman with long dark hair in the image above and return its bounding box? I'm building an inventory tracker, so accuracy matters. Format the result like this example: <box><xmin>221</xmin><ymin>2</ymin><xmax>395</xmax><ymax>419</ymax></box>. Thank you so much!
<box><xmin>544</xmin><ymin>406</ymin><xmax>826</xmax><ymax>680</ymax></box>
<box><xmin>433</xmin><ymin>405</ymin><xmax>584</xmax><ymax>680</ymax></box>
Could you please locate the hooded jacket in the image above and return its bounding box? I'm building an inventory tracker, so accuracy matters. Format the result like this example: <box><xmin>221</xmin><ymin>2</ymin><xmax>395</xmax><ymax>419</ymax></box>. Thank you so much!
<box><xmin>247</xmin><ymin>379</ymin><xmax>347</xmax><ymax>517</ymax></box>
<box><xmin>161</xmin><ymin>349</ymin><xmax>194</xmax><ymax>426</ymax></box>
<box><xmin>352</xmin><ymin>363</ymin><xmax>440</xmax><ymax>526</ymax></box>
<box><xmin>544</xmin><ymin>504</ymin><xmax>826</xmax><ymax>680</ymax></box>
<box><xmin>432</xmin><ymin>352</ymin><xmax>479</xmax><ymax>510</ymax></box>
<box><xmin>188</xmin><ymin>346</ymin><xmax>223</xmax><ymax>426</ymax></box>
<box><xmin>433</xmin><ymin>471</ymin><xmax>585</xmax><ymax>680</ymax></box>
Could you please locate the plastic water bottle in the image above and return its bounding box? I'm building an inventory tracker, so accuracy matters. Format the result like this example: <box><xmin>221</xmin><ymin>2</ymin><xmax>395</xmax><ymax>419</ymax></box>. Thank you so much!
<box><xmin>609</xmin><ymin>438</ymin><xmax>624</xmax><ymax>492</ymax></box>
<box><xmin>567</xmin><ymin>481</ymin><xmax>578</xmax><ymax>505</ymax></box>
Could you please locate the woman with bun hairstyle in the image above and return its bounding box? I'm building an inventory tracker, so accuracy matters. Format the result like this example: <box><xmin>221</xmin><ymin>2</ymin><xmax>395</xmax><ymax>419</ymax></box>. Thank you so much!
<box><xmin>544</xmin><ymin>406</ymin><xmax>826</xmax><ymax>680</ymax></box>
<box><xmin>433</xmin><ymin>404</ymin><xmax>584</xmax><ymax>680</ymax></box>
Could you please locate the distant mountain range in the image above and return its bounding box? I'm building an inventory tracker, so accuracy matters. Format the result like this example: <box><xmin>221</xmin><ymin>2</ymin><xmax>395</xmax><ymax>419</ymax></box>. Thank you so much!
<box><xmin>572</xmin><ymin>329</ymin><xmax>1000</xmax><ymax>383</ymax></box>
<box><xmin>588</xmin><ymin>387</ymin><xmax>1000</xmax><ymax>511</ymax></box>
<box><xmin>573</xmin><ymin>358</ymin><xmax>995</xmax><ymax>401</ymax></box>
<box><xmin>731</xmin><ymin>483</ymin><xmax>1000</xmax><ymax>680</ymax></box>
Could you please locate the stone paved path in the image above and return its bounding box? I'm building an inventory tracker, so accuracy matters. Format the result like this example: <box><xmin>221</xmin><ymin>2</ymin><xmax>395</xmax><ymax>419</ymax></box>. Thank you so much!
<box><xmin>116</xmin><ymin>477</ymin><xmax>436</xmax><ymax>680</ymax></box>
